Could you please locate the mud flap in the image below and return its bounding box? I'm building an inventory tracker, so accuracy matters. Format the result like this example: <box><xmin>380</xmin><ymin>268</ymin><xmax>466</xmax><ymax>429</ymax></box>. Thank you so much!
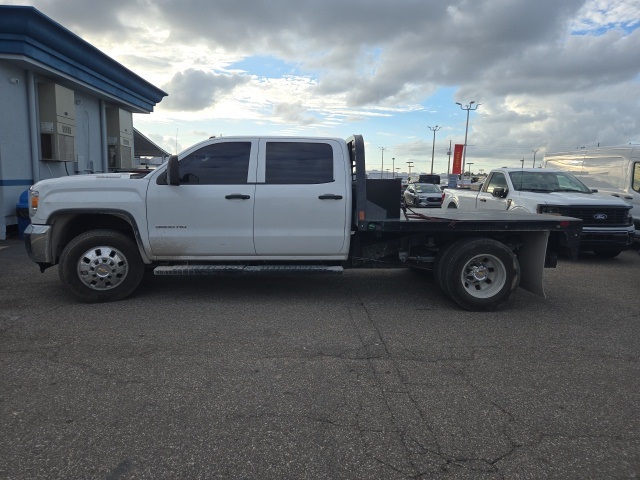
<box><xmin>515</xmin><ymin>231</ymin><xmax>548</xmax><ymax>298</ymax></box>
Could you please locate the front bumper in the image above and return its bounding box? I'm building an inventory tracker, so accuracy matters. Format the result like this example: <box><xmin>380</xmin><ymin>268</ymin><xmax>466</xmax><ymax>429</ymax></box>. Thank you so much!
<box><xmin>579</xmin><ymin>225</ymin><xmax>635</xmax><ymax>249</ymax></box>
<box><xmin>24</xmin><ymin>224</ymin><xmax>54</xmax><ymax>265</ymax></box>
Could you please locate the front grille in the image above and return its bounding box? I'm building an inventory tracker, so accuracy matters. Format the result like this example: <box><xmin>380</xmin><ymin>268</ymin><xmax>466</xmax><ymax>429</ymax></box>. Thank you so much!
<box><xmin>548</xmin><ymin>206</ymin><xmax>631</xmax><ymax>227</ymax></box>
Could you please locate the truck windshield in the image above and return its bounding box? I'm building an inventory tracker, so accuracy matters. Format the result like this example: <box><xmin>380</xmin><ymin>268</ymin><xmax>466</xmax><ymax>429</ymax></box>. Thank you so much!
<box><xmin>414</xmin><ymin>183</ymin><xmax>441</xmax><ymax>193</ymax></box>
<box><xmin>509</xmin><ymin>171</ymin><xmax>592</xmax><ymax>193</ymax></box>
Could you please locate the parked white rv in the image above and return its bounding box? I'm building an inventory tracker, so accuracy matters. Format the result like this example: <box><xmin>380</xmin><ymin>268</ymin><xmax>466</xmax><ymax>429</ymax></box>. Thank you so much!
<box><xmin>544</xmin><ymin>146</ymin><xmax>640</xmax><ymax>230</ymax></box>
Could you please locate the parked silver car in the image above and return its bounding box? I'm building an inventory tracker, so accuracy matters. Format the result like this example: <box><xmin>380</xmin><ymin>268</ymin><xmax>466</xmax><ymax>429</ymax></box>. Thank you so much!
<box><xmin>403</xmin><ymin>183</ymin><xmax>444</xmax><ymax>207</ymax></box>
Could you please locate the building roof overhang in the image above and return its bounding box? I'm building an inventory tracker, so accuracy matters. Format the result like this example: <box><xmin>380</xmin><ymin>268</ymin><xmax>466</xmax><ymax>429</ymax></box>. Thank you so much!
<box><xmin>0</xmin><ymin>6</ymin><xmax>167</xmax><ymax>113</ymax></box>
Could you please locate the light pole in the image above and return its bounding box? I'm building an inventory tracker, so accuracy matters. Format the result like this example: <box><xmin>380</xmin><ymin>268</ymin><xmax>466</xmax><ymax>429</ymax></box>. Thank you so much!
<box><xmin>446</xmin><ymin>140</ymin><xmax>452</xmax><ymax>177</ymax></box>
<box><xmin>379</xmin><ymin>147</ymin><xmax>387</xmax><ymax>179</ymax></box>
<box><xmin>428</xmin><ymin>125</ymin><xmax>441</xmax><ymax>174</ymax></box>
<box><xmin>466</xmin><ymin>162</ymin><xmax>474</xmax><ymax>184</ymax></box>
<box><xmin>407</xmin><ymin>161</ymin><xmax>414</xmax><ymax>177</ymax></box>
<box><xmin>392</xmin><ymin>157</ymin><xmax>395</xmax><ymax>178</ymax></box>
<box><xmin>456</xmin><ymin>101</ymin><xmax>481</xmax><ymax>182</ymax></box>
<box><xmin>532</xmin><ymin>149</ymin><xmax>539</xmax><ymax>168</ymax></box>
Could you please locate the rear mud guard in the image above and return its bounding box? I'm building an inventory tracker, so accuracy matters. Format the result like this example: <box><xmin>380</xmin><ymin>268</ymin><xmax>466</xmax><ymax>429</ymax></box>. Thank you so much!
<box><xmin>516</xmin><ymin>230</ymin><xmax>548</xmax><ymax>298</ymax></box>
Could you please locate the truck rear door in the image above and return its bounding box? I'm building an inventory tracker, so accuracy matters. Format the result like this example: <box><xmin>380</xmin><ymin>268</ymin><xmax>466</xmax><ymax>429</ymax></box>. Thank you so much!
<box><xmin>253</xmin><ymin>139</ymin><xmax>349</xmax><ymax>256</ymax></box>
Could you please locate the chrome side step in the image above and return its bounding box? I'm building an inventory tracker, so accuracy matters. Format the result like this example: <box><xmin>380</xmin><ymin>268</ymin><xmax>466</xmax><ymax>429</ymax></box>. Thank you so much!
<box><xmin>154</xmin><ymin>265</ymin><xmax>344</xmax><ymax>276</ymax></box>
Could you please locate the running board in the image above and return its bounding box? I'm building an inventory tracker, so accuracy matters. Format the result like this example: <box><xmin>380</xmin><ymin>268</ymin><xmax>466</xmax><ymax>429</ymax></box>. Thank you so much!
<box><xmin>154</xmin><ymin>265</ymin><xmax>344</xmax><ymax>276</ymax></box>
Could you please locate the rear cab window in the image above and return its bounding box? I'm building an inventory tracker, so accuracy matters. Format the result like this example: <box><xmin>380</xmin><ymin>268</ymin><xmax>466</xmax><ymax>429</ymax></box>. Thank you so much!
<box><xmin>265</xmin><ymin>142</ymin><xmax>334</xmax><ymax>184</ymax></box>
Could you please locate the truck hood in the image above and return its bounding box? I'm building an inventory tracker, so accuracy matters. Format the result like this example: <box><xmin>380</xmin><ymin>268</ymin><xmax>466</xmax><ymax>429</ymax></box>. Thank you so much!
<box><xmin>33</xmin><ymin>172</ymin><xmax>145</xmax><ymax>191</ymax></box>
<box><xmin>31</xmin><ymin>173</ymin><xmax>153</xmax><ymax>224</ymax></box>
<box><xmin>512</xmin><ymin>190</ymin><xmax>630</xmax><ymax>207</ymax></box>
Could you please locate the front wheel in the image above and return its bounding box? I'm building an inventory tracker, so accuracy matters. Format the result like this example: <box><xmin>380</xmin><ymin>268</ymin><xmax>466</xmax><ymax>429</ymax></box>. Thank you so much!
<box><xmin>438</xmin><ymin>238</ymin><xmax>520</xmax><ymax>311</ymax></box>
<box><xmin>59</xmin><ymin>230</ymin><xmax>144</xmax><ymax>303</ymax></box>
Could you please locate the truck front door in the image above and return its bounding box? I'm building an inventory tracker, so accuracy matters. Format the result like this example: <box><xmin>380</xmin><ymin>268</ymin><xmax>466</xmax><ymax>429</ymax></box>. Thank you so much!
<box><xmin>477</xmin><ymin>172</ymin><xmax>510</xmax><ymax>210</ymax></box>
<box><xmin>253</xmin><ymin>139</ymin><xmax>349</xmax><ymax>256</ymax></box>
<box><xmin>146</xmin><ymin>140</ymin><xmax>258</xmax><ymax>257</ymax></box>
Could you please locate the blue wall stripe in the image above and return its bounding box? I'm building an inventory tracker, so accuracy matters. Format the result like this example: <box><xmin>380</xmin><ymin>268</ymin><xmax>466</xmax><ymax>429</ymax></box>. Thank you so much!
<box><xmin>0</xmin><ymin>179</ymin><xmax>33</xmax><ymax>186</ymax></box>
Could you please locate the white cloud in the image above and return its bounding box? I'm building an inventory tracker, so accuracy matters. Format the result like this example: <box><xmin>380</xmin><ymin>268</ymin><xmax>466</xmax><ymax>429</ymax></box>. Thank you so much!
<box><xmin>8</xmin><ymin>0</ymin><xmax>640</xmax><ymax>169</ymax></box>
<box><xmin>160</xmin><ymin>69</ymin><xmax>249</xmax><ymax>111</ymax></box>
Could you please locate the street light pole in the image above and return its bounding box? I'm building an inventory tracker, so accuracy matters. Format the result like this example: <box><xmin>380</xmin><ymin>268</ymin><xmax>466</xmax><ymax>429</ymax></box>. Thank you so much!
<box><xmin>532</xmin><ymin>148</ymin><xmax>539</xmax><ymax>168</ymax></box>
<box><xmin>466</xmin><ymin>162</ymin><xmax>474</xmax><ymax>184</ymax></box>
<box><xmin>456</xmin><ymin>101</ymin><xmax>481</xmax><ymax>183</ymax></box>
<box><xmin>407</xmin><ymin>161</ymin><xmax>414</xmax><ymax>177</ymax></box>
<box><xmin>392</xmin><ymin>157</ymin><xmax>395</xmax><ymax>178</ymax></box>
<box><xmin>428</xmin><ymin>125</ymin><xmax>441</xmax><ymax>175</ymax></box>
<box><xmin>379</xmin><ymin>147</ymin><xmax>387</xmax><ymax>179</ymax></box>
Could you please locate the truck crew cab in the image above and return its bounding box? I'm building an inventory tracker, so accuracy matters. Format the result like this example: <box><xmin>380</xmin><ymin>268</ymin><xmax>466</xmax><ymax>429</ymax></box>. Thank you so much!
<box><xmin>25</xmin><ymin>135</ymin><xmax>582</xmax><ymax>311</ymax></box>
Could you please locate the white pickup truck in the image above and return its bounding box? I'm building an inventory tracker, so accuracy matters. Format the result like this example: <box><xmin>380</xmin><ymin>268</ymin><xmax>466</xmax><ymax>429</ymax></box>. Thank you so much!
<box><xmin>443</xmin><ymin>168</ymin><xmax>634</xmax><ymax>258</ymax></box>
<box><xmin>24</xmin><ymin>136</ymin><xmax>583</xmax><ymax>311</ymax></box>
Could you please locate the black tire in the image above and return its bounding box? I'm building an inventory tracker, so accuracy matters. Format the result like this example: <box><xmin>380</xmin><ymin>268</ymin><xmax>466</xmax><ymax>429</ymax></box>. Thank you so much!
<box><xmin>592</xmin><ymin>248</ymin><xmax>623</xmax><ymax>259</ymax></box>
<box><xmin>433</xmin><ymin>241</ymin><xmax>460</xmax><ymax>297</ymax></box>
<box><xmin>438</xmin><ymin>238</ymin><xmax>520</xmax><ymax>311</ymax></box>
<box><xmin>447</xmin><ymin>203</ymin><xmax>457</xmax><ymax>209</ymax></box>
<box><xmin>58</xmin><ymin>230</ymin><xmax>144</xmax><ymax>303</ymax></box>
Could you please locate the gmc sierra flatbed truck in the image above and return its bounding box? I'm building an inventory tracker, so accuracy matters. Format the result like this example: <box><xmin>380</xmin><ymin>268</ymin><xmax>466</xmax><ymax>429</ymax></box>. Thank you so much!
<box><xmin>24</xmin><ymin>135</ymin><xmax>581</xmax><ymax>311</ymax></box>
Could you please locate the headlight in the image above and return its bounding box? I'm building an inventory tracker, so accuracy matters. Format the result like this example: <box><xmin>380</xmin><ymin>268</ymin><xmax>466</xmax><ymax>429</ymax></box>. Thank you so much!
<box><xmin>538</xmin><ymin>205</ymin><xmax>562</xmax><ymax>215</ymax></box>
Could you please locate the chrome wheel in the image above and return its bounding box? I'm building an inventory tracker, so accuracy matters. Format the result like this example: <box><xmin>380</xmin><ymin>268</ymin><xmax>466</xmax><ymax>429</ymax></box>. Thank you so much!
<box><xmin>60</xmin><ymin>230</ymin><xmax>144</xmax><ymax>302</ymax></box>
<box><xmin>77</xmin><ymin>245</ymin><xmax>129</xmax><ymax>290</ymax></box>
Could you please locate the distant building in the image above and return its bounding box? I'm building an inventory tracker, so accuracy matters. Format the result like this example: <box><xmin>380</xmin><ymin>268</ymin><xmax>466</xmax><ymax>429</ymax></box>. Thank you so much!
<box><xmin>0</xmin><ymin>6</ymin><xmax>167</xmax><ymax>238</ymax></box>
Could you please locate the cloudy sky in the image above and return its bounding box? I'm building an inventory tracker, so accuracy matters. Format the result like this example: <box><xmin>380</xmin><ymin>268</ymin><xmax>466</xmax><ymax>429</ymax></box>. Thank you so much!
<box><xmin>8</xmin><ymin>0</ymin><xmax>640</xmax><ymax>175</ymax></box>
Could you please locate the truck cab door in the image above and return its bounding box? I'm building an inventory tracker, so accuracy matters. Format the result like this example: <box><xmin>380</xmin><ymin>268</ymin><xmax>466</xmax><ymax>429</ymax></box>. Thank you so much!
<box><xmin>477</xmin><ymin>172</ymin><xmax>510</xmax><ymax>210</ymax></box>
<box><xmin>253</xmin><ymin>139</ymin><xmax>349</xmax><ymax>256</ymax></box>
<box><xmin>145</xmin><ymin>139</ymin><xmax>258</xmax><ymax>257</ymax></box>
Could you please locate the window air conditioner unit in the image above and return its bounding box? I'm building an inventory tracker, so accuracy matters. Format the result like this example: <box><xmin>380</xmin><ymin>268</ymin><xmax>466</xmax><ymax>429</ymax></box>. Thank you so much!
<box><xmin>38</xmin><ymin>83</ymin><xmax>76</xmax><ymax>162</ymax></box>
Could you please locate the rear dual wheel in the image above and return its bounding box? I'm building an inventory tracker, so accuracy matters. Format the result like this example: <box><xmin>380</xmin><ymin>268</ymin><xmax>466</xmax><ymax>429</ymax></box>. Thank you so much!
<box><xmin>435</xmin><ymin>238</ymin><xmax>520</xmax><ymax>311</ymax></box>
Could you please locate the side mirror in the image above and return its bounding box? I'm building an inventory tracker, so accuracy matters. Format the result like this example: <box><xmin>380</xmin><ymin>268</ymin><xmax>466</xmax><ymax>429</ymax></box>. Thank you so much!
<box><xmin>167</xmin><ymin>155</ymin><xmax>180</xmax><ymax>185</ymax></box>
<box><xmin>492</xmin><ymin>187</ymin><xmax>508</xmax><ymax>198</ymax></box>
<box><xmin>591</xmin><ymin>188</ymin><xmax>598</xmax><ymax>193</ymax></box>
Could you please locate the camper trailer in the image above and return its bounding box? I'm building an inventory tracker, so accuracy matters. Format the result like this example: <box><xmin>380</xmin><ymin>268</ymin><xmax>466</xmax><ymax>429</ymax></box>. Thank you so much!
<box><xmin>544</xmin><ymin>146</ymin><xmax>640</xmax><ymax>230</ymax></box>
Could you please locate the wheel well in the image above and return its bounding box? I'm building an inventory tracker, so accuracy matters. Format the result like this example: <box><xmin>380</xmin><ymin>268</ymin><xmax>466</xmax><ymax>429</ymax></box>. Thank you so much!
<box><xmin>50</xmin><ymin>213</ymin><xmax>137</xmax><ymax>263</ymax></box>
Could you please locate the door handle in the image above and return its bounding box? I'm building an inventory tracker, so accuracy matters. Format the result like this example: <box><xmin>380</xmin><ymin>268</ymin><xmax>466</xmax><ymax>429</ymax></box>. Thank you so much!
<box><xmin>479</xmin><ymin>198</ymin><xmax>487</xmax><ymax>202</ymax></box>
<box><xmin>318</xmin><ymin>194</ymin><xmax>343</xmax><ymax>200</ymax></box>
<box><xmin>225</xmin><ymin>194</ymin><xmax>251</xmax><ymax>200</ymax></box>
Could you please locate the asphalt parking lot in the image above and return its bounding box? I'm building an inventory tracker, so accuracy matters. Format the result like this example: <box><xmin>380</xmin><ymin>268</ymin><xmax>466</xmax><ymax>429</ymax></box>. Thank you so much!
<box><xmin>1</xmin><ymin>236</ymin><xmax>639</xmax><ymax>479</ymax></box>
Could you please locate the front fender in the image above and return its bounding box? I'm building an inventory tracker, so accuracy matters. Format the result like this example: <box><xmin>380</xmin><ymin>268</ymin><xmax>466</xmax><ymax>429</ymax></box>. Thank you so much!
<box><xmin>509</xmin><ymin>205</ymin><xmax>533</xmax><ymax>213</ymax></box>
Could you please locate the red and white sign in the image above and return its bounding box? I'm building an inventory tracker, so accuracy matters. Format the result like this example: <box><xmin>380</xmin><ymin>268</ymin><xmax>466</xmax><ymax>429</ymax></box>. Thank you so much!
<box><xmin>452</xmin><ymin>144</ymin><xmax>464</xmax><ymax>175</ymax></box>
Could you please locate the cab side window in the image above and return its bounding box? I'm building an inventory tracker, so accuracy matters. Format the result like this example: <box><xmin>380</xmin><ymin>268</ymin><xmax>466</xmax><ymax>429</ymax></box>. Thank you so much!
<box><xmin>178</xmin><ymin>142</ymin><xmax>251</xmax><ymax>184</ymax></box>
<box><xmin>265</xmin><ymin>142</ymin><xmax>334</xmax><ymax>184</ymax></box>
<box><xmin>485</xmin><ymin>172</ymin><xmax>507</xmax><ymax>194</ymax></box>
